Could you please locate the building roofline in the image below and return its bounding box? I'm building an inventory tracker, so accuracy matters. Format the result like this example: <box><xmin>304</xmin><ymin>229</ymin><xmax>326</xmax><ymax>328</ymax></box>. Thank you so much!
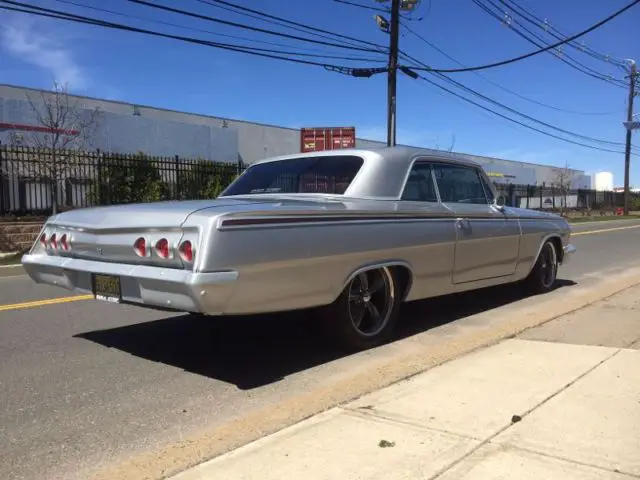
<box><xmin>0</xmin><ymin>82</ymin><xmax>304</xmax><ymax>133</ymax></box>
<box><xmin>0</xmin><ymin>82</ymin><xmax>585</xmax><ymax>174</ymax></box>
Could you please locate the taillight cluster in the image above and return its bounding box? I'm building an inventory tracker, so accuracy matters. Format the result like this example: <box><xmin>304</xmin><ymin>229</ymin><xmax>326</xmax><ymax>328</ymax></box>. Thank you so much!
<box><xmin>40</xmin><ymin>232</ymin><xmax>71</xmax><ymax>252</ymax></box>
<box><xmin>133</xmin><ymin>237</ymin><xmax>194</xmax><ymax>263</ymax></box>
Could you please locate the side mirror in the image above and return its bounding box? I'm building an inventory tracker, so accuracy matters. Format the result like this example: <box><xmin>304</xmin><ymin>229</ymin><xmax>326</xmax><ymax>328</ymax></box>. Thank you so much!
<box><xmin>496</xmin><ymin>195</ymin><xmax>506</xmax><ymax>206</ymax></box>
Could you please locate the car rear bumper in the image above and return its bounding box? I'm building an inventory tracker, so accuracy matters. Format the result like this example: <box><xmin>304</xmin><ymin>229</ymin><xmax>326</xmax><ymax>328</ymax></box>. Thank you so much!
<box><xmin>562</xmin><ymin>244</ymin><xmax>576</xmax><ymax>264</ymax></box>
<box><xmin>21</xmin><ymin>254</ymin><xmax>238</xmax><ymax>314</ymax></box>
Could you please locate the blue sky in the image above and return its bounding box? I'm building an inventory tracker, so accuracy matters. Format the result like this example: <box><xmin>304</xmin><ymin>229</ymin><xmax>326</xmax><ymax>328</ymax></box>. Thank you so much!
<box><xmin>1</xmin><ymin>0</ymin><xmax>638</xmax><ymax>186</ymax></box>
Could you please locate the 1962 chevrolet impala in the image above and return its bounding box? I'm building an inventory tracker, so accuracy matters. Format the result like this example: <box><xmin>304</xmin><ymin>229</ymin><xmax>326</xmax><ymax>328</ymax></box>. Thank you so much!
<box><xmin>22</xmin><ymin>147</ymin><xmax>575</xmax><ymax>349</ymax></box>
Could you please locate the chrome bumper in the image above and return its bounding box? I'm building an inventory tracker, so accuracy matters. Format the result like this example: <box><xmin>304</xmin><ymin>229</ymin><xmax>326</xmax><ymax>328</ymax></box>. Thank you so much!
<box><xmin>21</xmin><ymin>254</ymin><xmax>238</xmax><ymax>314</ymax></box>
<box><xmin>562</xmin><ymin>244</ymin><xmax>576</xmax><ymax>264</ymax></box>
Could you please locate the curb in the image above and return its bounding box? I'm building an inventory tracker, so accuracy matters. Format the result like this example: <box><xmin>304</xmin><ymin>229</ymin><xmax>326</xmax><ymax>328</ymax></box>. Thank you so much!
<box><xmin>87</xmin><ymin>268</ymin><xmax>640</xmax><ymax>480</ymax></box>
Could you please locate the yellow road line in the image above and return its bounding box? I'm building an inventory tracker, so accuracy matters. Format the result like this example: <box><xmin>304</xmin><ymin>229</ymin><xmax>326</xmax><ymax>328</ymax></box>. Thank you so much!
<box><xmin>572</xmin><ymin>224</ymin><xmax>640</xmax><ymax>236</ymax></box>
<box><xmin>0</xmin><ymin>294</ymin><xmax>93</xmax><ymax>312</ymax></box>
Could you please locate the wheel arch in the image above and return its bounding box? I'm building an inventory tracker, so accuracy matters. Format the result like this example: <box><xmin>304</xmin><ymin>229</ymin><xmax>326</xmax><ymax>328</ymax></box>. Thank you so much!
<box><xmin>336</xmin><ymin>261</ymin><xmax>414</xmax><ymax>303</ymax></box>
<box><xmin>527</xmin><ymin>233</ymin><xmax>563</xmax><ymax>276</ymax></box>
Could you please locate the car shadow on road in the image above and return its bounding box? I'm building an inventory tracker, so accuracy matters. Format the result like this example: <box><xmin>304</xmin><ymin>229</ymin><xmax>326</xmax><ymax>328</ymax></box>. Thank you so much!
<box><xmin>76</xmin><ymin>278</ymin><xmax>576</xmax><ymax>390</ymax></box>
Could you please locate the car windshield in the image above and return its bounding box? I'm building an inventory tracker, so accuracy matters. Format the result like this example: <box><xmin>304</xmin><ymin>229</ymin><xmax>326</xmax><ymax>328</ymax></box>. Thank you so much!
<box><xmin>220</xmin><ymin>155</ymin><xmax>364</xmax><ymax>196</ymax></box>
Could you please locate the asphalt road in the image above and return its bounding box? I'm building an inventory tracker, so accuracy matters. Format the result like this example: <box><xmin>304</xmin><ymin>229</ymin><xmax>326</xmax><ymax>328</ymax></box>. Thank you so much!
<box><xmin>1</xmin><ymin>218</ymin><xmax>640</xmax><ymax>480</ymax></box>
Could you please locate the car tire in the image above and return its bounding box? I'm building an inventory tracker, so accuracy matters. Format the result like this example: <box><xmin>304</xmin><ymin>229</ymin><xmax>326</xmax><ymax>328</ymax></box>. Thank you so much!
<box><xmin>523</xmin><ymin>239</ymin><xmax>559</xmax><ymax>294</ymax></box>
<box><xmin>324</xmin><ymin>266</ymin><xmax>402</xmax><ymax>351</ymax></box>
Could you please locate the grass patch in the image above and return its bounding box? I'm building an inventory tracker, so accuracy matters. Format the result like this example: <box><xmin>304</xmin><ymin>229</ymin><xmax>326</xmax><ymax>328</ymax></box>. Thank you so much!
<box><xmin>568</xmin><ymin>215</ymin><xmax>639</xmax><ymax>224</ymax></box>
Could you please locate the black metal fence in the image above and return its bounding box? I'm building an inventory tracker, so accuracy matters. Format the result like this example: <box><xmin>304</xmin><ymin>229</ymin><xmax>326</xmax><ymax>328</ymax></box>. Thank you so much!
<box><xmin>0</xmin><ymin>144</ymin><xmax>636</xmax><ymax>217</ymax></box>
<box><xmin>493</xmin><ymin>183</ymin><xmax>632</xmax><ymax>213</ymax></box>
<box><xmin>0</xmin><ymin>145</ymin><xmax>244</xmax><ymax>216</ymax></box>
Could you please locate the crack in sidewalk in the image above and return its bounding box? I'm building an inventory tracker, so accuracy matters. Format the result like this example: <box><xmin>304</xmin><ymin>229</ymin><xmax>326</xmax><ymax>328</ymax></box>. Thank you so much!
<box><xmin>423</xmin><ymin>347</ymin><xmax>623</xmax><ymax>480</ymax></box>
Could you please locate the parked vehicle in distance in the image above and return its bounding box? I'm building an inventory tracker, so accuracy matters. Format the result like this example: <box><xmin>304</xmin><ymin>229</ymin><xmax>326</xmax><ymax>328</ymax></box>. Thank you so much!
<box><xmin>22</xmin><ymin>147</ymin><xmax>575</xmax><ymax>350</ymax></box>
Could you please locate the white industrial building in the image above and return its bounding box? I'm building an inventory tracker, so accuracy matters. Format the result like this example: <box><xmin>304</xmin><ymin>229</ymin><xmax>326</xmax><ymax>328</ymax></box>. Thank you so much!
<box><xmin>0</xmin><ymin>83</ymin><xmax>594</xmax><ymax>190</ymax></box>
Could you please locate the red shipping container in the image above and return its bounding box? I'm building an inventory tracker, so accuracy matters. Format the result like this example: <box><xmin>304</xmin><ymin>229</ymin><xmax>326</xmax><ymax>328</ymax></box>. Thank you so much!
<box><xmin>300</xmin><ymin>127</ymin><xmax>356</xmax><ymax>153</ymax></box>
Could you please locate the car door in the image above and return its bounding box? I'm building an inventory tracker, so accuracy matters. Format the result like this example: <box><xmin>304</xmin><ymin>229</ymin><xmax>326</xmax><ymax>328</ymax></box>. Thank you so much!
<box><xmin>398</xmin><ymin>161</ymin><xmax>458</xmax><ymax>298</ymax></box>
<box><xmin>432</xmin><ymin>162</ymin><xmax>521</xmax><ymax>284</ymax></box>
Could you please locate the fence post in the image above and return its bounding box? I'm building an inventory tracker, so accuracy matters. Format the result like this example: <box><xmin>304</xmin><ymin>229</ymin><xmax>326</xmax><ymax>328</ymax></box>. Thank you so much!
<box><xmin>539</xmin><ymin>186</ymin><xmax>543</xmax><ymax>209</ymax></box>
<box><xmin>0</xmin><ymin>142</ymin><xmax>5</xmax><ymax>215</ymax></box>
<box><xmin>174</xmin><ymin>155</ymin><xmax>181</xmax><ymax>200</ymax></box>
<box><xmin>105</xmin><ymin>151</ymin><xmax>112</xmax><ymax>205</ymax></box>
<box><xmin>95</xmin><ymin>149</ymin><xmax>102</xmax><ymax>206</ymax></box>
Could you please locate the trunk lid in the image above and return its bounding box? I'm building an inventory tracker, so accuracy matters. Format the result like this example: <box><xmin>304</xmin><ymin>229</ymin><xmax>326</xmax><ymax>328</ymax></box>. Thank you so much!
<box><xmin>49</xmin><ymin>198</ymin><xmax>263</xmax><ymax>230</ymax></box>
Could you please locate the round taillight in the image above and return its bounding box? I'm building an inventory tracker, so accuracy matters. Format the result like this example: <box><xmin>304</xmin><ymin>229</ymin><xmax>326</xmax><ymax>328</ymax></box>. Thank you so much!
<box><xmin>39</xmin><ymin>233</ymin><xmax>48</xmax><ymax>248</ymax></box>
<box><xmin>50</xmin><ymin>233</ymin><xmax>58</xmax><ymax>250</ymax></box>
<box><xmin>178</xmin><ymin>240</ymin><xmax>193</xmax><ymax>263</ymax></box>
<box><xmin>133</xmin><ymin>237</ymin><xmax>147</xmax><ymax>257</ymax></box>
<box><xmin>60</xmin><ymin>234</ymin><xmax>70</xmax><ymax>251</ymax></box>
<box><xmin>155</xmin><ymin>238</ymin><xmax>170</xmax><ymax>259</ymax></box>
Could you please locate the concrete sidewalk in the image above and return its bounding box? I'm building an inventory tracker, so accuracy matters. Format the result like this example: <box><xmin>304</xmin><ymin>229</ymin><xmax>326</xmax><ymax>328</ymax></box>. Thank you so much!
<box><xmin>171</xmin><ymin>286</ymin><xmax>640</xmax><ymax>480</ymax></box>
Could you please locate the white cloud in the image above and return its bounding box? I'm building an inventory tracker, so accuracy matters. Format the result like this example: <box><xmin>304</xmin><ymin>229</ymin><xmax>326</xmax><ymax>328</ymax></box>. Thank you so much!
<box><xmin>0</xmin><ymin>13</ymin><xmax>88</xmax><ymax>90</ymax></box>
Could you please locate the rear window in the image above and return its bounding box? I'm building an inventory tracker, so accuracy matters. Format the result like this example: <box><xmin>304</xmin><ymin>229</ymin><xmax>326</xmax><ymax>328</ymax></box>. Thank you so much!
<box><xmin>221</xmin><ymin>155</ymin><xmax>364</xmax><ymax>196</ymax></box>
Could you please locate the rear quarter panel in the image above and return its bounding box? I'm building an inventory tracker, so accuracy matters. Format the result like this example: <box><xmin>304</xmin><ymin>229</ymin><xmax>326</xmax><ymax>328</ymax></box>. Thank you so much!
<box><xmin>186</xmin><ymin>211</ymin><xmax>457</xmax><ymax>315</ymax></box>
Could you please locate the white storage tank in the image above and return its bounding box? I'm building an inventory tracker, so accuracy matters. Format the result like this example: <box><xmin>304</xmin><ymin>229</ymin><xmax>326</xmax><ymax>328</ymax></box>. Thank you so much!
<box><xmin>591</xmin><ymin>172</ymin><xmax>614</xmax><ymax>191</ymax></box>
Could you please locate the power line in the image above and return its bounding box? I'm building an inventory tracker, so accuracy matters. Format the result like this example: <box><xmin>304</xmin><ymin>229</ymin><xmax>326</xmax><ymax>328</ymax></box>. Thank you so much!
<box><xmin>50</xmin><ymin>0</ymin><xmax>384</xmax><ymax>60</ymax></box>
<box><xmin>473</xmin><ymin>0</ymin><xmax>626</xmax><ymax>89</ymax></box>
<box><xmin>125</xmin><ymin>0</ymin><xmax>381</xmax><ymax>53</ymax></box>
<box><xmin>0</xmin><ymin>1</ymin><xmax>380</xmax><ymax>74</ymax></box>
<box><xmin>402</xmin><ymin>0</ymin><xmax>640</xmax><ymax>73</ymax></box>
<box><xmin>433</xmin><ymin>70</ymin><xmax>629</xmax><ymax>147</ymax></box>
<box><xmin>332</xmin><ymin>0</ymin><xmax>389</xmax><ymax>14</ymax></box>
<box><xmin>400</xmin><ymin>50</ymin><xmax>633</xmax><ymax>150</ymax></box>
<box><xmin>332</xmin><ymin>0</ymin><xmax>634</xmax><ymax>151</ymax></box>
<box><xmin>416</xmin><ymin>74</ymin><xmax>636</xmax><ymax>156</ymax></box>
<box><xmin>400</xmin><ymin>20</ymin><xmax>618</xmax><ymax>116</ymax></box>
<box><xmin>333</xmin><ymin>0</ymin><xmax>427</xmax><ymax>21</ymax></box>
<box><xmin>5</xmin><ymin>0</ymin><xmax>632</xmax><ymax>156</ymax></box>
<box><xmin>396</xmin><ymin>39</ymin><xmax>636</xmax><ymax>150</ymax></box>
<box><xmin>499</xmin><ymin>0</ymin><xmax>628</xmax><ymax>69</ymax></box>
<box><xmin>195</xmin><ymin>0</ymin><xmax>388</xmax><ymax>52</ymax></box>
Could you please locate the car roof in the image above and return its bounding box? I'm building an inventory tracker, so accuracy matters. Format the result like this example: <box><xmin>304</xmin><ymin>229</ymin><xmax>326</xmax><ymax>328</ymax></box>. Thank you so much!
<box><xmin>251</xmin><ymin>146</ymin><xmax>482</xmax><ymax>169</ymax></box>
<box><xmin>247</xmin><ymin>146</ymin><xmax>488</xmax><ymax>199</ymax></box>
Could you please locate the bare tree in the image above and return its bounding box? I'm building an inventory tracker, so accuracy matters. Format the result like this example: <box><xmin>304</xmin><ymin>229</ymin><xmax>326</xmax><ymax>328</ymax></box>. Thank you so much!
<box><xmin>551</xmin><ymin>161</ymin><xmax>574</xmax><ymax>214</ymax></box>
<box><xmin>7</xmin><ymin>82</ymin><xmax>102</xmax><ymax>214</ymax></box>
<box><xmin>447</xmin><ymin>134</ymin><xmax>456</xmax><ymax>152</ymax></box>
<box><xmin>435</xmin><ymin>133</ymin><xmax>457</xmax><ymax>152</ymax></box>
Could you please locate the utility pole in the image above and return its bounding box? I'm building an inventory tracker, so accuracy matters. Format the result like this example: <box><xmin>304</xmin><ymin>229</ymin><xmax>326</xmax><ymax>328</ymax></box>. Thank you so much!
<box><xmin>623</xmin><ymin>59</ymin><xmax>636</xmax><ymax>215</ymax></box>
<box><xmin>386</xmin><ymin>0</ymin><xmax>401</xmax><ymax>147</ymax></box>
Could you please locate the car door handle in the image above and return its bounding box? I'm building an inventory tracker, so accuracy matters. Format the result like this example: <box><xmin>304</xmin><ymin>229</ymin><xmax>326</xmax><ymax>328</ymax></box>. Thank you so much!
<box><xmin>456</xmin><ymin>218</ymin><xmax>470</xmax><ymax>229</ymax></box>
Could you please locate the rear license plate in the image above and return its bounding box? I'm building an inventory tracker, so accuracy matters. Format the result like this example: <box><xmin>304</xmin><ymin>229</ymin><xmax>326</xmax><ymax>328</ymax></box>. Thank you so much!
<box><xmin>93</xmin><ymin>274</ymin><xmax>122</xmax><ymax>303</ymax></box>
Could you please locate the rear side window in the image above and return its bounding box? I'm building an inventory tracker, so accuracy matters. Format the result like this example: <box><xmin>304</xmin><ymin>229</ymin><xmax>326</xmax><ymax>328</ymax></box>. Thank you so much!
<box><xmin>221</xmin><ymin>155</ymin><xmax>364</xmax><ymax>196</ymax></box>
<box><xmin>432</xmin><ymin>164</ymin><xmax>488</xmax><ymax>204</ymax></box>
<box><xmin>401</xmin><ymin>163</ymin><xmax>438</xmax><ymax>202</ymax></box>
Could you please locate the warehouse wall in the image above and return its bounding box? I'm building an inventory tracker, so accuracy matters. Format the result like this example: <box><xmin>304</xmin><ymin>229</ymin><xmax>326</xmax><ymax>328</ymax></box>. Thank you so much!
<box><xmin>0</xmin><ymin>86</ymin><xmax>238</xmax><ymax>162</ymax></box>
<box><xmin>0</xmin><ymin>84</ymin><xmax>591</xmax><ymax>188</ymax></box>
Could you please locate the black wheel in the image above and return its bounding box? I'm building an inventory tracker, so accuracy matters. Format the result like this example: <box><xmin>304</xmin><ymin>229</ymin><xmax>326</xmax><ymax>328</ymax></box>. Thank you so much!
<box><xmin>324</xmin><ymin>267</ymin><xmax>402</xmax><ymax>351</ymax></box>
<box><xmin>524</xmin><ymin>240</ymin><xmax>559</xmax><ymax>294</ymax></box>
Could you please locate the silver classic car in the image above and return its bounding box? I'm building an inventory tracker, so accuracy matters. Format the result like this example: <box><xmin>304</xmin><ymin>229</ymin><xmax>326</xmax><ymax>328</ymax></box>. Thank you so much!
<box><xmin>22</xmin><ymin>147</ymin><xmax>575</xmax><ymax>349</ymax></box>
